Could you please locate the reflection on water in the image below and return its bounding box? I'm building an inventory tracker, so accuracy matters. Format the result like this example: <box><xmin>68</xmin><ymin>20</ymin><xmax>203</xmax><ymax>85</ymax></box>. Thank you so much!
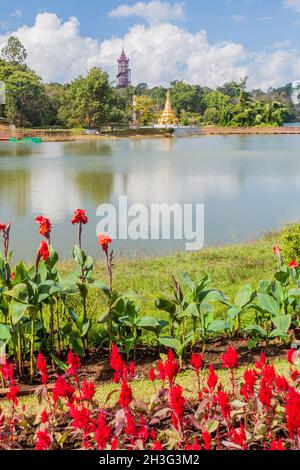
<box><xmin>1</xmin><ymin>136</ymin><xmax>300</xmax><ymax>260</ymax></box>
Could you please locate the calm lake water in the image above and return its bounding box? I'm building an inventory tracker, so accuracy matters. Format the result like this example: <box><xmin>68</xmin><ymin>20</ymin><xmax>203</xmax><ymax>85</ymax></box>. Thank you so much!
<box><xmin>0</xmin><ymin>135</ymin><xmax>300</xmax><ymax>261</ymax></box>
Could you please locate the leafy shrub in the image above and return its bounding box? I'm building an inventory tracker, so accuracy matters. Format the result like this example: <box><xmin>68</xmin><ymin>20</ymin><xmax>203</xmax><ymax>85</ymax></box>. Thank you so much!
<box><xmin>280</xmin><ymin>223</ymin><xmax>300</xmax><ymax>261</ymax></box>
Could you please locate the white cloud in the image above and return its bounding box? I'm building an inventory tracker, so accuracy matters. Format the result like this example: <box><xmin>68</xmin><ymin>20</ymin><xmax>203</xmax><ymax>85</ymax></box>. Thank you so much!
<box><xmin>283</xmin><ymin>0</ymin><xmax>300</xmax><ymax>13</ymax></box>
<box><xmin>0</xmin><ymin>12</ymin><xmax>299</xmax><ymax>90</ymax></box>
<box><xmin>108</xmin><ymin>1</ymin><xmax>185</xmax><ymax>23</ymax></box>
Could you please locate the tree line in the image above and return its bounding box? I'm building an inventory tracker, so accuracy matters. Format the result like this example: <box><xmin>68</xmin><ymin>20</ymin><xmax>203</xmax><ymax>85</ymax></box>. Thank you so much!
<box><xmin>0</xmin><ymin>36</ymin><xmax>298</xmax><ymax>129</ymax></box>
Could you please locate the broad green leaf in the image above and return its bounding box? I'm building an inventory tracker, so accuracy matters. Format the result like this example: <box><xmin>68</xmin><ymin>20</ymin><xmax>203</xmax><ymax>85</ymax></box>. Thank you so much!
<box><xmin>4</xmin><ymin>283</ymin><xmax>29</xmax><ymax>303</ymax></box>
<box><xmin>235</xmin><ymin>284</ymin><xmax>253</xmax><ymax>308</ymax></box>
<box><xmin>257</xmin><ymin>293</ymin><xmax>279</xmax><ymax>316</ymax></box>
<box><xmin>272</xmin><ymin>314</ymin><xmax>291</xmax><ymax>334</ymax></box>
<box><xmin>9</xmin><ymin>300</ymin><xmax>30</xmax><ymax>325</ymax></box>
<box><xmin>208</xmin><ymin>320</ymin><xmax>229</xmax><ymax>333</ymax></box>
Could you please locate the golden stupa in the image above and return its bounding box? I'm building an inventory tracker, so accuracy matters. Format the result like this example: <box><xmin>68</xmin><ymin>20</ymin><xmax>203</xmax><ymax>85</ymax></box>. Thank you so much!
<box><xmin>158</xmin><ymin>90</ymin><xmax>178</xmax><ymax>125</ymax></box>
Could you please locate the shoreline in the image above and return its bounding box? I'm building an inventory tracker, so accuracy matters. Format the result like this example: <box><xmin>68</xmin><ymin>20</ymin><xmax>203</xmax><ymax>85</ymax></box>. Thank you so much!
<box><xmin>2</xmin><ymin>125</ymin><xmax>300</xmax><ymax>142</ymax></box>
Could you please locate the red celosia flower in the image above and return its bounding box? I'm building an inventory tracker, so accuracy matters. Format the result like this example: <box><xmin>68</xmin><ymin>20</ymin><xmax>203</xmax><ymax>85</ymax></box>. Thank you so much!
<box><xmin>289</xmin><ymin>260</ymin><xmax>299</xmax><ymax>269</ymax></box>
<box><xmin>125</xmin><ymin>410</ymin><xmax>137</xmax><ymax>437</ymax></box>
<box><xmin>66</xmin><ymin>351</ymin><xmax>81</xmax><ymax>376</ymax></box>
<box><xmin>207</xmin><ymin>364</ymin><xmax>218</xmax><ymax>390</ymax></box>
<box><xmin>157</xmin><ymin>360</ymin><xmax>166</xmax><ymax>381</ymax></box>
<box><xmin>255</xmin><ymin>352</ymin><xmax>266</xmax><ymax>370</ymax></box>
<box><xmin>291</xmin><ymin>370</ymin><xmax>300</xmax><ymax>382</ymax></box>
<box><xmin>71</xmin><ymin>209</ymin><xmax>88</xmax><ymax>225</ymax></box>
<box><xmin>149</xmin><ymin>367</ymin><xmax>156</xmax><ymax>382</ymax></box>
<box><xmin>186</xmin><ymin>438</ymin><xmax>201</xmax><ymax>450</ymax></box>
<box><xmin>202</xmin><ymin>430</ymin><xmax>212</xmax><ymax>450</ymax></box>
<box><xmin>261</xmin><ymin>364</ymin><xmax>276</xmax><ymax>385</ymax></box>
<box><xmin>221</xmin><ymin>346</ymin><xmax>239</xmax><ymax>369</ymax></box>
<box><xmin>258</xmin><ymin>379</ymin><xmax>273</xmax><ymax>409</ymax></box>
<box><xmin>241</xmin><ymin>369</ymin><xmax>257</xmax><ymax>401</ymax></box>
<box><xmin>98</xmin><ymin>234</ymin><xmax>112</xmax><ymax>252</ymax></box>
<box><xmin>111</xmin><ymin>438</ymin><xmax>118</xmax><ymax>450</ymax></box>
<box><xmin>6</xmin><ymin>385</ymin><xmax>19</xmax><ymax>405</ymax></box>
<box><xmin>41</xmin><ymin>409</ymin><xmax>49</xmax><ymax>424</ymax></box>
<box><xmin>275</xmin><ymin>375</ymin><xmax>289</xmax><ymax>392</ymax></box>
<box><xmin>110</xmin><ymin>344</ymin><xmax>125</xmax><ymax>383</ymax></box>
<box><xmin>170</xmin><ymin>384</ymin><xmax>185</xmax><ymax>428</ymax></box>
<box><xmin>216</xmin><ymin>390</ymin><xmax>231</xmax><ymax>419</ymax></box>
<box><xmin>138</xmin><ymin>415</ymin><xmax>149</xmax><ymax>442</ymax></box>
<box><xmin>36</xmin><ymin>430</ymin><xmax>52</xmax><ymax>450</ymax></box>
<box><xmin>231</xmin><ymin>424</ymin><xmax>247</xmax><ymax>449</ymax></box>
<box><xmin>1</xmin><ymin>361</ymin><xmax>15</xmax><ymax>385</ymax></box>
<box><xmin>35</xmin><ymin>216</ymin><xmax>52</xmax><ymax>240</ymax></box>
<box><xmin>190</xmin><ymin>352</ymin><xmax>203</xmax><ymax>371</ymax></box>
<box><xmin>53</xmin><ymin>376</ymin><xmax>75</xmax><ymax>402</ymax></box>
<box><xmin>95</xmin><ymin>412</ymin><xmax>111</xmax><ymax>450</ymax></box>
<box><xmin>119</xmin><ymin>378</ymin><xmax>133</xmax><ymax>408</ymax></box>
<box><xmin>69</xmin><ymin>404</ymin><xmax>91</xmax><ymax>432</ymax></box>
<box><xmin>38</xmin><ymin>241</ymin><xmax>50</xmax><ymax>262</ymax></box>
<box><xmin>161</xmin><ymin>349</ymin><xmax>180</xmax><ymax>385</ymax></box>
<box><xmin>287</xmin><ymin>349</ymin><xmax>296</xmax><ymax>365</ymax></box>
<box><xmin>286</xmin><ymin>387</ymin><xmax>300</xmax><ymax>438</ymax></box>
<box><xmin>36</xmin><ymin>353</ymin><xmax>48</xmax><ymax>385</ymax></box>
<box><xmin>153</xmin><ymin>441</ymin><xmax>163</xmax><ymax>450</ymax></box>
<box><xmin>80</xmin><ymin>380</ymin><xmax>96</xmax><ymax>401</ymax></box>
<box><xmin>129</xmin><ymin>362</ymin><xmax>135</xmax><ymax>380</ymax></box>
<box><xmin>270</xmin><ymin>439</ymin><xmax>285</xmax><ymax>451</ymax></box>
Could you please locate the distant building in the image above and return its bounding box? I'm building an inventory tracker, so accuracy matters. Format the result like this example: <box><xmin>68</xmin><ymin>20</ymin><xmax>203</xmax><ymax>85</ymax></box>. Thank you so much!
<box><xmin>116</xmin><ymin>48</ymin><xmax>131</xmax><ymax>88</ymax></box>
<box><xmin>291</xmin><ymin>81</ymin><xmax>300</xmax><ymax>105</ymax></box>
<box><xmin>158</xmin><ymin>90</ymin><xmax>178</xmax><ymax>126</ymax></box>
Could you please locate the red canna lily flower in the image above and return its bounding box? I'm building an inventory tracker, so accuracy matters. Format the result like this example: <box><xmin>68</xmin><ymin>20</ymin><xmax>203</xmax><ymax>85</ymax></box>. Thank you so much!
<box><xmin>0</xmin><ymin>222</ymin><xmax>6</xmax><ymax>232</ymax></box>
<box><xmin>35</xmin><ymin>215</ymin><xmax>52</xmax><ymax>241</ymax></box>
<box><xmin>98</xmin><ymin>234</ymin><xmax>112</xmax><ymax>252</ymax></box>
<box><xmin>289</xmin><ymin>260</ymin><xmax>299</xmax><ymax>269</ymax></box>
<box><xmin>273</xmin><ymin>245</ymin><xmax>281</xmax><ymax>256</ymax></box>
<box><xmin>71</xmin><ymin>209</ymin><xmax>88</xmax><ymax>225</ymax></box>
<box><xmin>38</xmin><ymin>241</ymin><xmax>50</xmax><ymax>262</ymax></box>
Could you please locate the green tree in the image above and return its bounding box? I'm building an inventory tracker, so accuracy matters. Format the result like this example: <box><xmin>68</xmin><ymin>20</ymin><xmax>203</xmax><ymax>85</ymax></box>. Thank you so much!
<box><xmin>170</xmin><ymin>81</ymin><xmax>204</xmax><ymax>115</ymax></box>
<box><xmin>1</xmin><ymin>36</ymin><xmax>27</xmax><ymax>66</ymax></box>
<box><xmin>58</xmin><ymin>67</ymin><xmax>119</xmax><ymax>129</ymax></box>
<box><xmin>135</xmin><ymin>95</ymin><xmax>157</xmax><ymax>125</ymax></box>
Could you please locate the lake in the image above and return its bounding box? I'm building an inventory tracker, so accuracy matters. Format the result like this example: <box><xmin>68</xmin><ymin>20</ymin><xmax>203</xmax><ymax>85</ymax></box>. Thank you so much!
<box><xmin>0</xmin><ymin>135</ymin><xmax>300</xmax><ymax>261</ymax></box>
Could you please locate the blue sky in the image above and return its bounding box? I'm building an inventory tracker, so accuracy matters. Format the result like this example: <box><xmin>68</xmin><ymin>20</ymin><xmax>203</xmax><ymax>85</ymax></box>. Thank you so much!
<box><xmin>0</xmin><ymin>0</ymin><xmax>300</xmax><ymax>88</ymax></box>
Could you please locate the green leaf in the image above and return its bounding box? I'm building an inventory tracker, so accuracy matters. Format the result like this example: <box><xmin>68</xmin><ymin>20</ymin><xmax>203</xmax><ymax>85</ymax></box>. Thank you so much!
<box><xmin>207</xmin><ymin>320</ymin><xmax>229</xmax><ymax>333</ymax></box>
<box><xmin>81</xmin><ymin>320</ymin><xmax>91</xmax><ymax>337</ymax></box>
<box><xmin>137</xmin><ymin>316</ymin><xmax>160</xmax><ymax>329</ymax></box>
<box><xmin>9</xmin><ymin>300</ymin><xmax>29</xmax><ymax>325</ymax></box>
<box><xmin>257</xmin><ymin>293</ymin><xmax>279</xmax><ymax>316</ymax></box>
<box><xmin>227</xmin><ymin>307</ymin><xmax>241</xmax><ymax>320</ymax></box>
<box><xmin>158</xmin><ymin>337</ymin><xmax>181</xmax><ymax>352</ymax></box>
<box><xmin>244</xmin><ymin>323</ymin><xmax>267</xmax><ymax>337</ymax></box>
<box><xmin>235</xmin><ymin>284</ymin><xmax>253</xmax><ymax>308</ymax></box>
<box><xmin>0</xmin><ymin>323</ymin><xmax>11</xmax><ymax>341</ymax></box>
<box><xmin>72</xmin><ymin>244</ymin><xmax>87</xmax><ymax>266</ymax></box>
<box><xmin>155</xmin><ymin>298</ymin><xmax>176</xmax><ymax>314</ymax></box>
<box><xmin>4</xmin><ymin>283</ymin><xmax>29</xmax><ymax>303</ymax></box>
<box><xmin>50</xmin><ymin>354</ymin><xmax>67</xmax><ymax>372</ymax></box>
<box><xmin>272</xmin><ymin>314</ymin><xmax>291</xmax><ymax>334</ymax></box>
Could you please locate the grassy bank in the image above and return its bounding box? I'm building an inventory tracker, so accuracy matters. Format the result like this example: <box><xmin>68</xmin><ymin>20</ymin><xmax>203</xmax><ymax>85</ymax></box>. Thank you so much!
<box><xmin>60</xmin><ymin>234</ymin><xmax>277</xmax><ymax>325</ymax></box>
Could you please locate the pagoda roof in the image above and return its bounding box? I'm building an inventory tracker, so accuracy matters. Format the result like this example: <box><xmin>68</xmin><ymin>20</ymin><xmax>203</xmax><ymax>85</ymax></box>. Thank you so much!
<box><xmin>118</xmin><ymin>48</ymin><xmax>129</xmax><ymax>62</ymax></box>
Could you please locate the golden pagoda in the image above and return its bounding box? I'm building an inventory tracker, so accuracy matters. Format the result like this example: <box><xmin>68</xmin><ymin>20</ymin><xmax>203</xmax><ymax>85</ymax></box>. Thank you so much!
<box><xmin>158</xmin><ymin>90</ymin><xmax>178</xmax><ymax>125</ymax></box>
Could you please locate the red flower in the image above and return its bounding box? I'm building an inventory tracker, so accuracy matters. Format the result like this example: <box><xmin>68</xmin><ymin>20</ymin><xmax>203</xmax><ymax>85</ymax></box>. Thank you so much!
<box><xmin>190</xmin><ymin>352</ymin><xmax>203</xmax><ymax>371</ymax></box>
<box><xmin>275</xmin><ymin>375</ymin><xmax>289</xmax><ymax>392</ymax></box>
<box><xmin>53</xmin><ymin>376</ymin><xmax>75</xmax><ymax>402</ymax></box>
<box><xmin>255</xmin><ymin>352</ymin><xmax>266</xmax><ymax>370</ymax></box>
<box><xmin>69</xmin><ymin>404</ymin><xmax>91</xmax><ymax>432</ymax></box>
<box><xmin>36</xmin><ymin>216</ymin><xmax>52</xmax><ymax>240</ymax></box>
<box><xmin>273</xmin><ymin>245</ymin><xmax>281</xmax><ymax>256</ymax></box>
<box><xmin>71</xmin><ymin>209</ymin><xmax>88</xmax><ymax>225</ymax></box>
<box><xmin>38</xmin><ymin>241</ymin><xmax>50</xmax><ymax>262</ymax></box>
<box><xmin>157</xmin><ymin>360</ymin><xmax>166</xmax><ymax>381</ymax></box>
<box><xmin>110</xmin><ymin>344</ymin><xmax>124</xmax><ymax>383</ymax></box>
<box><xmin>0</xmin><ymin>222</ymin><xmax>6</xmax><ymax>232</ymax></box>
<box><xmin>170</xmin><ymin>384</ymin><xmax>185</xmax><ymax>428</ymax></box>
<box><xmin>80</xmin><ymin>380</ymin><xmax>96</xmax><ymax>401</ymax></box>
<box><xmin>119</xmin><ymin>378</ymin><xmax>133</xmax><ymax>408</ymax></box>
<box><xmin>258</xmin><ymin>379</ymin><xmax>272</xmax><ymax>409</ymax></box>
<box><xmin>221</xmin><ymin>346</ymin><xmax>239</xmax><ymax>369</ymax></box>
<box><xmin>41</xmin><ymin>409</ymin><xmax>49</xmax><ymax>424</ymax></box>
<box><xmin>186</xmin><ymin>438</ymin><xmax>201</xmax><ymax>450</ymax></box>
<box><xmin>66</xmin><ymin>351</ymin><xmax>81</xmax><ymax>376</ymax></box>
<box><xmin>36</xmin><ymin>353</ymin><xmax>48</xmax><ymax>385</ymax></box>
<box><xmin>160</xmin><ymin>349</ymin><xmax>180</xmax><ymax>385</ymax></box>
<box><xmin>207</xmin><ymin>364</ymin><xmax>218</xmax><ymax>390</ymax></box>
<box><xmin>202</xmin><ymin>430</ymin><xmax>212</xmax><ymax>450</ymax></box>
<box><xmin>153</xmin><ymin>441</ymin><xmax>163</xmax><ymax>450</ymax></box>
<box><xmin>95</xmin><ymin>412</ymin><xmax>111</xmax><ymax>450</ymax></box>
<box><xmin>125</xmin><ymin>410</ymin><xmax>137</xmax><ymax>437</ymax></box>
<box><xmin>6</xmin><ymin>385</ymin><xmax>19</xmax><ymax>405</ymax></box>
<box><xmin>230</xmin><ymin>424</ymin><xmax>247</xmax><ymax>449</ymax></box>
<box><xmin>241</xmin><ymin>369</ymin><xmax>257</xmax><ymax>400</ymax></box>
<box><xmin>289</xmin><ymin>260</ymin><xmax>299</xmax><ymax>269</ymax></box>
<box><xmin>270</xmin><ymin>439</ymin><xmax>285</xmax><ymax>451</ymax></box>
<box><xmin>287</xmin><ymin>349</ymin><xmax>296</xmax><ymax>365</ymax></box>
<box><xmin>36</xmin><ymin>430</ymin><xmax>51</xmax><ymax>450</ymax></box>
<box><xmin>98</xmin><ymin>233</ymin><xmax>112</xmax><ymax>252</ymax></box>
<box><xmin>149</xmin><ymin>367</ymin><xmax>156</xmax><ymax>382</ymax></box>
<box><xmin>286</xmin><ymin>387</ymin><xmax>300</xmax><ymax>438</ymax></box>
<box><xmin>216</xmin><ymin>390</ymin><xmax>231</xmax><ymax>419</ymax></box>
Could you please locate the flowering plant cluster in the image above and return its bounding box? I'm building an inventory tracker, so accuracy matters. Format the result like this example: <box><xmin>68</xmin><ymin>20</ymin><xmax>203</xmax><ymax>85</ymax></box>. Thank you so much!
<box><xmin>0</xmin><ymin>346</ymin><xmax>300</xmax><ymax>451</ymax></box>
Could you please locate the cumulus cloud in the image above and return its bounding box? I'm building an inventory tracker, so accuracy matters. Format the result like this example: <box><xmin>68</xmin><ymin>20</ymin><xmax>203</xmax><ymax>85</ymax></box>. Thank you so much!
<box><xmin>108</xmin><ymin>1</ymin><xmax>186</xmax><ymax>23</ymax></box>
<box><xmin>0</xmin><ymin>12</ymin><xmax>299</xmax><ymax>90</ymax></box>
<box><xmin>283</xmin><ymin>0</ymin><xmax>300</xmax><ymax>13</ymax></box>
